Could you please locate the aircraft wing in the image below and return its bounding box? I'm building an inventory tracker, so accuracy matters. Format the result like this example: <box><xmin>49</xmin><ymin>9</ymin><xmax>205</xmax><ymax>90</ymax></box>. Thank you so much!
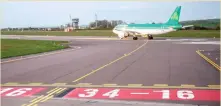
<box><xmin>182</xmin><ymin>25</ymin><xmax>194</xmax><ymax>29</ymax></box>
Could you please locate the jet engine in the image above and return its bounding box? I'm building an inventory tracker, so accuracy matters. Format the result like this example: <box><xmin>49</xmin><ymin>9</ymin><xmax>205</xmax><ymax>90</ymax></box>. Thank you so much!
<box><xmin>118</xmin><ymin>32</ymin><xmax>129</xmax><ymax>39</ymax></box>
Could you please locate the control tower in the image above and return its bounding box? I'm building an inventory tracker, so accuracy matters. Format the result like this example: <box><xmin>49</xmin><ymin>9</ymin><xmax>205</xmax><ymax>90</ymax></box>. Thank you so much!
<box><xmin>72</xmin><ymin>18</ymin><xmax>79</xmax><ymax>29</ymax></box>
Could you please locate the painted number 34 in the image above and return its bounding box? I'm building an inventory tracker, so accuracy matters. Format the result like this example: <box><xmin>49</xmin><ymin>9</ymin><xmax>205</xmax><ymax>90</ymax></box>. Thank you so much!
<box><xmin>79</xmin><ymin>89</ymin><xmax>120</xmax><ymax>98</ymax></box>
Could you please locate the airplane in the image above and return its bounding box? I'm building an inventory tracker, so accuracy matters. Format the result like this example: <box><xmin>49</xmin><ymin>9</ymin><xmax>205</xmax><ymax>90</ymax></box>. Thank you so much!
<box><xmin>112</xmin><ymin>6</ymin><xmax>194</xmax><ymax>40</ymax></box>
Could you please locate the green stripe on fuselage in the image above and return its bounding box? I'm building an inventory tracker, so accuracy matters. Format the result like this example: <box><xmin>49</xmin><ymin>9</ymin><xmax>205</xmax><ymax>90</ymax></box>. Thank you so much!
<box><xmin>115</xmin><ymin>23</ymin><xmax>182</xmax><ymax>30</ymax></box>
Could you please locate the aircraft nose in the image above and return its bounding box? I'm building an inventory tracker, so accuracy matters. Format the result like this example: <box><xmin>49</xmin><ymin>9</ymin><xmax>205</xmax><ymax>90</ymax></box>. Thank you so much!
<box><xmin>113</xmin><ymin>29</ymin><xmax>116</xmax><ymax>34</ymax></box>
<box><xmin>113</xmin><ymin>28</ymin><xmax>117</xmax><ymax>34</ymax></box>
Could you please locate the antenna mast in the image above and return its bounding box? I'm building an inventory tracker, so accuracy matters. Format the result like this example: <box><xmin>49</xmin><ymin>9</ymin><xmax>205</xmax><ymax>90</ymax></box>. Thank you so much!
<box><xmin>69</xmin><ymin>15</ymin><xmax>73</xmax><ymax>27</ymax></box>
<box><xmin>95</xmin><ymin>14</ymin><xmax>97</xmax><ymax>28</ymax></box>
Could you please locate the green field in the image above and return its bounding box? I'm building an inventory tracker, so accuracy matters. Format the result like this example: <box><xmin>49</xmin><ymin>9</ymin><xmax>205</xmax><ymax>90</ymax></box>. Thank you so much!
<box><xmin>1</xmin><ymin>30</ymin><xmax>220</xmax><ymax>38</ymax></box>
<box><xmin>1</xmin><ymin>30</ymin><xmax>116</xmax><ymax>37</ymax></box>
<box><xmin>1</xmin><ymin>39</ymin><xmax>69</xmax><ymax>59</ymax></box>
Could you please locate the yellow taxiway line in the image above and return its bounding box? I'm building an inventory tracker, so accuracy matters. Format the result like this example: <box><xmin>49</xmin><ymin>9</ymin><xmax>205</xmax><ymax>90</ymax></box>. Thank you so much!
<box><xmin>196</xmin><ymin>50</ymin><xmax>221</xmax><ymax>72</ymax></box>
<box><xmin>1</xmin><ymin>83</ymin><xmax>220</xmax><ymax>90</ymax></box>
<box><xmin>22</xmin><ymin>87</ymin><xmax>66</xmax><ymax>106</ymax></box>
<box><xmin>72</xmin><ymin>40</ymin><xmax>148</xmax><ymax>83</ymax></box>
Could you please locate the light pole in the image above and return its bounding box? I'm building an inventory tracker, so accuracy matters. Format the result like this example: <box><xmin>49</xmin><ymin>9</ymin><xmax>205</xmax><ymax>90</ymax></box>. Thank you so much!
<box><xmin>107</xmin><ymin>20</ymin><xmax>109</xmax><ymax>28</ymax></box>
<box><xmin>104</xmin><ymin>17</ymin><xmax>108</xmax><ymax>28</ymax></box>
<box><xmin>95</xmin><ymin>14</ymin><xmax>97</xmax><ymax>28</ymax></box>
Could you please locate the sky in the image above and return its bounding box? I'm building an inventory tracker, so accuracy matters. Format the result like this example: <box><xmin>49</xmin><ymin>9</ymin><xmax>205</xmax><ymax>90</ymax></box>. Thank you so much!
<box><xmin>1</xmin><ymin>1</ymin><xmax>220</xmax><ymax>28</ymax></box>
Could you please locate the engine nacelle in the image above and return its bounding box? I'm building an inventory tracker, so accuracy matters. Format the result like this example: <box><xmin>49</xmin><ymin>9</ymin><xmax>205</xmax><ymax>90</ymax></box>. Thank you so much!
<box><xmin>118</xmin><ymin>33</ymin><xmax>125</xmax><ymax>39</ymax></box>
<box><xmin>124</xmin><ymin>32</ymin><xmax>129</xmax><ymax>37</ymax></box>
<box><xmin>118</xmin><ymin>32</ymin><xmax>129</xmax><ymax>39</ymax></box>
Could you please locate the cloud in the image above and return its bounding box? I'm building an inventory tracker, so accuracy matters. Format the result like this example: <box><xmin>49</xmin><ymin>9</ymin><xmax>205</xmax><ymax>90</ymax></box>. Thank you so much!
<box><xmin>119</xmin><ymin>6</ymin><xmax>129</xmax><ymax>9</ymax></box>
<box><xmin>119</xmin><ymin>4</ymin><xmax>153</xmax><ymax>10</ymax></box>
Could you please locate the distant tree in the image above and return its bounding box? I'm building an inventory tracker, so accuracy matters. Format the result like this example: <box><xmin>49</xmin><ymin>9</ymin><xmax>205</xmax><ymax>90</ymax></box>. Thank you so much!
<box><xmin>89</xmin><ymin>20</ymin><xmax>123</xmax><ymax>29</ymax></box>
<box><xmin>193</xmin><ymin>26</ymin><xmax>208</xmax><ymax>30</ymax></box>
<box><xmin>89</xmin><ymin>22</ymin><xmax>96</xmax><ymax>28</ymax></box>
<box><xmin>28</xmin><ymin>27</ymin><xmax>32</xmax><ymax>30</ymax></box>
<box><xmin>216</xmin><ymin>25</ymin><xmax>220</xmax><ymax>30</ymax></box>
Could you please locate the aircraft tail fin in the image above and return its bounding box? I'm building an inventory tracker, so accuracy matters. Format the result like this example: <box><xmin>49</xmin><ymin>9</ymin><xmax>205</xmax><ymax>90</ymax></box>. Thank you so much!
<box><xmin>166</xmin><ymin>6</ymin><xmax>181</xmax><ymax>24</ymax></box>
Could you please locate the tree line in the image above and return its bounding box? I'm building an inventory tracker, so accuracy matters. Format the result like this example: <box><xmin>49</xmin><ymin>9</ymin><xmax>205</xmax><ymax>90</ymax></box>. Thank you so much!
<box><xmin>89</xmin><ymin>20</ymin><xmax>124</xmax><ymax>29</ymax></box>
<box><xmin>182</xmin><ymin>25</ymin><xmax>220</xmax><ymax>30</ymax></box>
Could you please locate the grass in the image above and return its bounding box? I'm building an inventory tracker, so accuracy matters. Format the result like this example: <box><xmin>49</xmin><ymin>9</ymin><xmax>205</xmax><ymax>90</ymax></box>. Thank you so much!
<box><xmin>1</xmin><ymin>39</ymin><xmax>69</xmax><ymax>59</ymax></box>
<box><xmin>1</xmin><ymin>30</ymin><xmax>220</xmax><ymax>38</ymax></box>
<box><xmin>1</xmin><ymin>30</ymin><xmax>116</xmax><ymax>37</ymax></box>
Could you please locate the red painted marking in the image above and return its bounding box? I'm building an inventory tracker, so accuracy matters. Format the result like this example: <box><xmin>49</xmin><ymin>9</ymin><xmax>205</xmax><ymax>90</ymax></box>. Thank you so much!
<box><xmin>0</xmin><ymin>87</ymin><xmax>46</xmax><ymax>97</ymax></box>
<box><xmin>63</xmin><ymin>88</ymin><xmax>220</xmax><ymax>101</ymax></box>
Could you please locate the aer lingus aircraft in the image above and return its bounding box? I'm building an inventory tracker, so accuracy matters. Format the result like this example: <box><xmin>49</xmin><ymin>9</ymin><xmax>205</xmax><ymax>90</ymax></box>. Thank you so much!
<box><xmin>112</xmin><ymin>6</ymin><xmax>193</xmax><ymax>40</ymax></box>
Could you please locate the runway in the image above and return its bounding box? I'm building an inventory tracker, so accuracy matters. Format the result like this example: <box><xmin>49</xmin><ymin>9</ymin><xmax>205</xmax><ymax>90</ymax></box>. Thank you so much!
<box><xmin>1</xmin><ymin>35</ymin><xmax>220</xmax><ymax>106</ymax></box>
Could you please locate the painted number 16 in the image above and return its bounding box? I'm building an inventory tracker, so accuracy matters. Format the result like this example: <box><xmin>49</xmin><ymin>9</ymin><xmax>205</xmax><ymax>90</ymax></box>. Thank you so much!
<box><xmin>154</xmin><ymin>90</ymin><xmax>195</xmax><ymax>99</ymax></box>
<box><xmin>0</xmin><ymin>88</ymin><xmax>32</xmax><ymax>96</ymax></box>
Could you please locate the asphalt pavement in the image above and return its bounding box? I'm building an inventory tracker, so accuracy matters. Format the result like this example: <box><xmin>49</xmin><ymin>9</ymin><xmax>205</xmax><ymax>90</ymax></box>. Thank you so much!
<box><xmin>1</xmin><ymin>35</ymin><xmax>220</xmax><ymax>106</ymax></box>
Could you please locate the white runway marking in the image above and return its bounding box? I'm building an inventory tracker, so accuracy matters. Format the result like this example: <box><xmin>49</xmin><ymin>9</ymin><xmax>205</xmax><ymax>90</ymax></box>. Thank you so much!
<box><xmin>130</xmin><ymin>93</ymin><xmax>149</xmax><ymax>95</ymax></box>
<box><xmin>177</xmin><ymin>41</ymin><xmax>220</xmax><ymax>45</ymax></box>
<box><xmin>165</xmin><ymin>39</ymin><xmax>208</xmax><ymax>42</ymax></box>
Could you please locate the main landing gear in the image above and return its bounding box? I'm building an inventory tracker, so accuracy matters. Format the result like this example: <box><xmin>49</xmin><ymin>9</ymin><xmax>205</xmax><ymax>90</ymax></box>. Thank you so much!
<box><xmin>133</xmin><ymin>36</ymin><xmax>138</xmax><ymax>40</ymax></box>
<box><xmin>148</xmin><ymin>35</ymin><xmax>153</xmax><ymax>40</ymax></box>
